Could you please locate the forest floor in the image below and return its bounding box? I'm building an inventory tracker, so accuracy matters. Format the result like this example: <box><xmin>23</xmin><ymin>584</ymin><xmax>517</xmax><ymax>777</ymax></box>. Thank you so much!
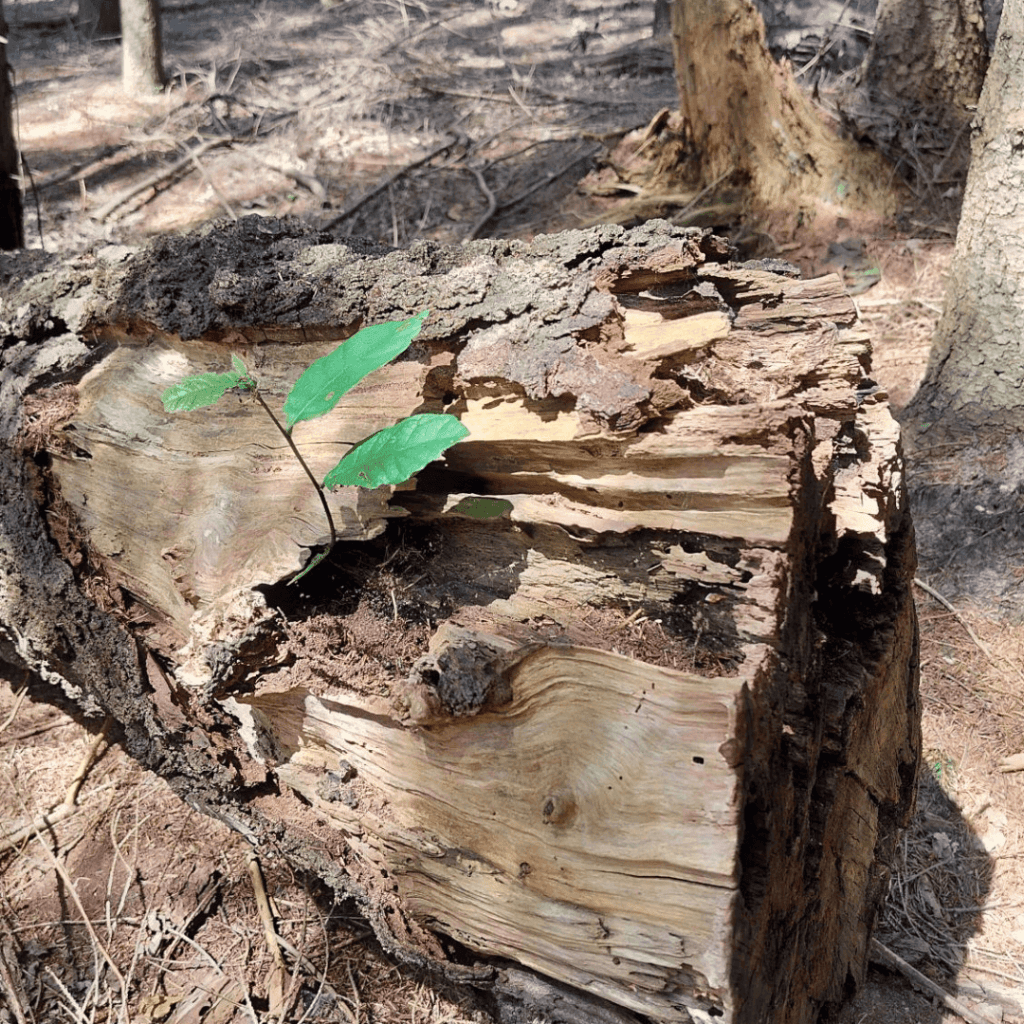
<box><xmin>2</xmin><ymin>1</ymin><xmax>1024</xmax><ymax>1023</ymax></box>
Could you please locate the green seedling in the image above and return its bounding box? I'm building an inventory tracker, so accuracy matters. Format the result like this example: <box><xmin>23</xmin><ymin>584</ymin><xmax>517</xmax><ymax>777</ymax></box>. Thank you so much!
<box><xmin>161</xmin><ymin>311</ymin><xmax>470</xmax><ymax>582</ymax></box>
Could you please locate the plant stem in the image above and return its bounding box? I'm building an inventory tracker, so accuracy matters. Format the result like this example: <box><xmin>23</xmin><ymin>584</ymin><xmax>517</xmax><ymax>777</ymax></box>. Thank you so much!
<box><xmin>252</xmin><ymin>390</ymin><xmax>338</xmax><ymax>553</ymax></box>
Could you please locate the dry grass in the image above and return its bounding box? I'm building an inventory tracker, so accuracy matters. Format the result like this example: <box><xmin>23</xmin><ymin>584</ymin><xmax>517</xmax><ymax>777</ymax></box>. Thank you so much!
<box><xmin>0</xmin><ymin>675</ymin><xmax>492</xmax><ymax>1024</ymax></box>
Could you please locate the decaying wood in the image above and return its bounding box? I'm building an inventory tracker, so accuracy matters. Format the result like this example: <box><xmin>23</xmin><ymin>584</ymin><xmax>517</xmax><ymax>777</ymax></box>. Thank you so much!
<box><xmin>0</xmin><ymin>218</ymin><xmax>919</xmax><ymax>1024</ymax></box>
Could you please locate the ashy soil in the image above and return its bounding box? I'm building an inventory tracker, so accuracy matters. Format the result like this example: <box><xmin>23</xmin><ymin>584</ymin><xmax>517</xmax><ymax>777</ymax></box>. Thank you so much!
<box><xmin>2</xmin><ymin>2</ymin><xmax>1024</xmax><ymax>1023</ymax></box>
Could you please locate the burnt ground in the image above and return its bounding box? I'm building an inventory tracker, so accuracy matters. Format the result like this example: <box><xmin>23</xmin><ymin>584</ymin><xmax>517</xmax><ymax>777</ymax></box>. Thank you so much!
<box><xmin>2</xmin><ymin>2</ymin><xmax>1024</xmax><ymax>1024</ymax></box>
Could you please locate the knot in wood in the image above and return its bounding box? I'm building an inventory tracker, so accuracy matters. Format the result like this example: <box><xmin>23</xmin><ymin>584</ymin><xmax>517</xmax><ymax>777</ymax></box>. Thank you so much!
<box><xmin>541</xmin><ymin>788</ymin><xmax>578</xmax><ymax>826</ymax></box>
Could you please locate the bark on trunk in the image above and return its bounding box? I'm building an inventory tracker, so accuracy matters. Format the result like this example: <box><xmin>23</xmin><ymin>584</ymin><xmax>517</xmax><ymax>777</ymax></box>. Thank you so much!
<box><xmin>907</xmin><ymin>0</ymin><xmax>1024</xmax><ymax>432</ymax></box>
<box><xmin>0</xmin><ymin>217</ymin><xmax>919</xmax><ymax>1024</ymax></box>
<box><xmin>121</xmin><ymin>0</ymin><xmax>165</xmax><ymax>95</ymax></box>
<box><xmin>900</xmin><ymin>0</ymin><xmax>1024</xmax><ymax>610</ymax></box>
<box><xmin>858</xmin><ymin>0</ymin><xmax>988</xmax><ymax>129</ymax></box>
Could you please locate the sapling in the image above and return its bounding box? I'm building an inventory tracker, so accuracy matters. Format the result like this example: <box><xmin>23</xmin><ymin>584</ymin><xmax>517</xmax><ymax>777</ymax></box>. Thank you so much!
<box><xmin>161</xmin><ymin>311</ymin><xmax>469</xmax><ymax>582</ymax></box>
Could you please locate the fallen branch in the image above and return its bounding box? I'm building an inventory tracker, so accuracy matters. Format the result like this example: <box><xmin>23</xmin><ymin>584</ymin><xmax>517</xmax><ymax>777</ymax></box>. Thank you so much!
<box><xmin>914</xmin><ymin>576</ymin><xmax>1024</xmax><ymax>685</ymax></box>
<box><xmin>869</xmin><ymin>938</ymin><xmax>1001</xmax><ymax>1024</ymax></box>
<box><xmin>91</xmin><ymin>138</ymin><xmax>235</xmax><ymax>223</ymax></box>
<box><xmin>252</xmin><ymin>156</ymin><xmax>327</xmax><ymax>204</ymax></box>
<box><xmin>464</xmin><ymin>164</ymin><xmax>497</xmax><ymax>240</ymax></box>
<box><xmin>493</xmin><ymin>144</ymin><xmax>599</xmax><ymax>213</ymax></box>
<box><xmin>321</xmin><ymin>133</ymin><xmax>461</xmax><ymax>231</ymax></box>
<box><xmin>0</xmin><ymin>719</ymin><xmax>111</xmax><ymax>853</ymax></box>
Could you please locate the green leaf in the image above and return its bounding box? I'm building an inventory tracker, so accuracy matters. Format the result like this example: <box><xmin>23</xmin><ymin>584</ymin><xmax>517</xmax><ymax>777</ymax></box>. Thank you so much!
<box><xmin>283</xmin><ymin>310</ymin><xmax>430</xmax><ymax>431</ymax></box>
<box><xmin>323</xmin><ymin>413</ymin><xmax>469</xmax><ymax>490</ymax></box>
<box><xmin>162</xmin><ymin>368</ymin><xmax>245</xmax><ymax>413</ymax></box>
<box><xmin>448</xmin><ymin>496</ymin><xmax>514</xmax><ymax>520</ymax></box>
<box><xmin>231</xmin><ymin>353</ymin><xmax>248</xmax><ymax>376</ymax></box>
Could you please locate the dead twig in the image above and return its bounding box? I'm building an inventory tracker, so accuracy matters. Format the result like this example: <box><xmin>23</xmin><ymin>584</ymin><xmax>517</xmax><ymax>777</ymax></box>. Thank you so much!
<box><xmin>91</xmin><ymin>138</ymin><xmax>235</xmax><ymax>223</ymax></box>
<box><xmin>913</xmin><ymin>576</ymin><xmax>1024</xmax><ymax>685</ymax></box>
<box><xmin>191</xmin><ymin>150</ymin><xmax>237</xmax><ymax>220</ymax></box>
<box><xmin>0</xmin><ymin>674</ymin><xmax>29</xmax><ymax>733</ymax></box>
<box><xmin>248</xmin><ymin>853</ymin><xmax>301</xmax><ymax>1022</ymax></box>
<box><xmin>248</xmin><ymin>854</ymin><xmax>286</xmax><ymax>970</ymax></box>
<box><xmin>0</xmin><ymin>935</ymin><xmax>32</xmax><ymax>1024</ymax></box>
<box><xmin>253</xmin><ymin>156</ymin><xmax>327</xmax><ymax>204</ymax></box>
<box><xmin>321</xmin><ymin>133</ymin><xmax>462</xmax><ymax>231</ymax></box>
<box><xmin>494</xmin><ymin>143</ymin><xmax>598</xmax><ymax>214</ymax></box>
<box><xmin>464</xmin><ymin>165</ymin><xmax>497</xmax><ymax>240</ymax></box>
<box><xmin>870</xmin><ymin>939</ymin><xmax>1001</xmax><ymax>1024</ymax></box>
<box><xmin>30</xmin><ymin>825</ymin><xmax>130</xmax><ymax>1013</ymax></box>
<box><xmin>0</xmin><ymin>718</ymin><xmax>112</xmax><ymax>853</ymax></box>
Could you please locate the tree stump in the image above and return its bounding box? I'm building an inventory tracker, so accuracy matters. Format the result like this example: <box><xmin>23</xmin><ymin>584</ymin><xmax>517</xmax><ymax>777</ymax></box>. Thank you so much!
<box><xmin>0</xmin><ymin>218</ymin><xmax>920</xmax><ymax>1024</ymax></box>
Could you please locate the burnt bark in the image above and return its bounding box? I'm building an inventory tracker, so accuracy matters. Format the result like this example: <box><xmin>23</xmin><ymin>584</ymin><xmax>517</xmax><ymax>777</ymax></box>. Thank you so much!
<box><xmin>0</xmin><ymin>217</ymin><xmax>919</xmax><ymax>1024</ymax></box>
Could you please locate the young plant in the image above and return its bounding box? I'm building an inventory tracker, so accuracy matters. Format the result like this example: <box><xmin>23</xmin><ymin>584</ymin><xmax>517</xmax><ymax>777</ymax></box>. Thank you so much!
<box><xmin>161</xmin><ymin>311</ymin><xmax>469</xmax><ymax>582</ymax></box>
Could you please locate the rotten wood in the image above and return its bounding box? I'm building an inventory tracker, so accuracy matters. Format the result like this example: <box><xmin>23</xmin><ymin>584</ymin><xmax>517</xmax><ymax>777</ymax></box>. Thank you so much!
<box><xmin>0</xmin><ymin>217</ymin><xmax>919</xmax><ymax>1024</ymax></box>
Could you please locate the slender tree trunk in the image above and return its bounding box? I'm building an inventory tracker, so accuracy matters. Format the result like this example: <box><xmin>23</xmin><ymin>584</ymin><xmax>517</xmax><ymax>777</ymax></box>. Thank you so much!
<box><xmin>0</xmin><ymin>0</ymin><xmax>23</xmax><ymax>250</ymax></box>
<box><xmin>122</xmin><ymin>0</ymin><xmax>166</xmax><ymax>96</ymax></box>
<box><xmin>669</xmin><ymin>0</ymin><xmax>894</xmax><ymax>215</ymax></box>
<box><xmin>907</xmin><ymin>0</ymin><xmax>1023</xmax><ymax>432</ymax></box>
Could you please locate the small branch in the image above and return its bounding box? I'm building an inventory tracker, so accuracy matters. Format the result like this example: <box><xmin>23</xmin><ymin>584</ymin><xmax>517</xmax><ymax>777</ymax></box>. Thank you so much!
<box><xmin>191</xmin><ymin>151</ymin><xmax>237</xmax><ymax>221</ymax></box>
<box><xmin>913</xmin><ymin>576</ymin><xmax>1024</xmax><ymax>684</ymax></box>
<box><xmin>91</xmin><ymin>138</ymin><xmax>235</xmax><ymax>223</ymax></box>
<box><xmin>465</xmin><ymin>164</ymin><xmax>497</xmax><ymax>240</ymax></box>
<box><xmin>0</xmin><ymin>719</ymin><xmax>112</xmax><ymax>853</ymax></box>
<box><xmin>870</xmin><ymin>939</ymin><xmax>1001</xmax><ymax>1024</ymax></box>
<box><xmin>322</xmin><ymin>133</ymin><xmax>461</xmax><ymax>231</ymax></box>
<box><xmin>252</xmin><ymin>155</ymin><xmax>327</xmax><ymax>204</ymax></box>
<box><xmin>247</xmin><ymin>854</ymin><xmax>286</xmax><ymax>969</ymax></box>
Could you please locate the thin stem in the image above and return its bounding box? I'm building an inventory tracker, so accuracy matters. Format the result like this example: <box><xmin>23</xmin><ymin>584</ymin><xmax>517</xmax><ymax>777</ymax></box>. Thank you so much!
<box><xmin>252</xmin><ymin>390</ymin><xmax>338</xmax><ymax>554</ymax></box>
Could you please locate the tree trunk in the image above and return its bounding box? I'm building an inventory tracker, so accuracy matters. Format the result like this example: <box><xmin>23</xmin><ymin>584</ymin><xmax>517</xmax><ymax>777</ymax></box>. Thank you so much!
<box><xmin>908</xmin><ymin>0</ymin><xmax>1023</xmax><ymax>432</ymax></box>
<box><xmin>0</xmin><ymin>217</ymin><xmax>919</xmax><ymax>1024</ymax></box>
<box><xmin>859</xmin><ymin>0</ymin><xmax>988</xmax><ymax>128</ymax></box>
<box><xmin>669</xmin><ymin>0</ymin><xmax>894</xmax><ymax>214</ymax></box>
<box><xmin>0</xmin><ymin>0</ymin><xmax>22</xmax><ymax>250</ymax></box>
<box><xmin>900</xmin><ymin>0</ymin><xmax>1024</xmax><ymax>610</ymax></box>
<box><xmin>121</xmin><ymin>0</ymin><xmax>165</xmax><ymax>95</ymax></box>
<box><xmin>75</xmin><ymin>0</ymin><xmax>120</xmax><ymax>38</ymax></box>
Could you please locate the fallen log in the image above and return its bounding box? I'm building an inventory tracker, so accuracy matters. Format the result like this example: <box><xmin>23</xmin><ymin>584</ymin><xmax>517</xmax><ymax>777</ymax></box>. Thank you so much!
<box><xmin>0</xmin><ymin>217</ymin><xmax>919</xmax><ymax>1024</ymax></box>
